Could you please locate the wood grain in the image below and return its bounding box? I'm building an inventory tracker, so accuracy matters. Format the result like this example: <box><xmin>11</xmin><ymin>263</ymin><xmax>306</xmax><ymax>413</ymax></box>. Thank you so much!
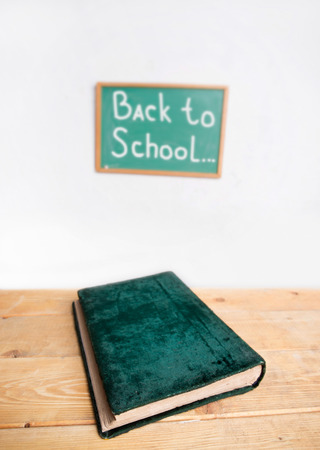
<box><xmin>0</xmin><ymin>290</ymin><xmax>76</xmax><ymax>317</ymax></box>
<box><xmin>1</xmin><ymin>413</ymin><xmax>320</xmax><ymax>449</ymax></box>
<box><xmin>0</xmin><ymin>315</ymin><xmax>80</xmax><ymax>358</ymax></box>
<box><xmin>1</xmin><ymin>310</ymin><xmax>319</xmax><ymax>358</ymax></box>
<box><xmin>195</xmin><ymin>289</ymin><xmax>320</xmax><ymax>312</ymax></box>
<box><xmin>0</xmin><ymin>289</ymin><xmax>319</xmax><ymax>448</ymax></box>
<box><xmin>1</xmin><ymin>289</ymin><xmax>318</xmax><ymax>317</ymax></box>
<box><xmin>0</xmin><ymin>350</ymin><xmax>319</xmax><ymax>428</ymax></box>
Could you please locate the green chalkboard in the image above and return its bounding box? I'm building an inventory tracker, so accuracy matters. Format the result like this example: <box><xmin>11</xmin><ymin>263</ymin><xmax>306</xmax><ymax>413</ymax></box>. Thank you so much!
<box><xmin>96</xmin><ymin>83</ymin><xmax>228</xmax><ymax>178</ymax></box>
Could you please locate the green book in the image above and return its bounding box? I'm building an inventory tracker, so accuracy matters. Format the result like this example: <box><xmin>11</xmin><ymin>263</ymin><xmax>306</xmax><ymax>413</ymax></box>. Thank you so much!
<box><xmin>73</xmin><ymin>272</ymin><xmax>265</xmax><ymax>439</ymax></box>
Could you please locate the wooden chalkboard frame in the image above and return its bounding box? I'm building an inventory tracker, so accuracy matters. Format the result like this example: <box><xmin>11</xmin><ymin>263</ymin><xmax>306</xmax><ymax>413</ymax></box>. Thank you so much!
<box><xmin>95</xmin><ymin>83</ymin><xmax>228</xmax><ymax>178</ymax></box>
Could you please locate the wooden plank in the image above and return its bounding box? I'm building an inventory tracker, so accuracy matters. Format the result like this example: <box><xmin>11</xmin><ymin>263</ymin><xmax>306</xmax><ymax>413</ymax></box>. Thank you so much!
<box><xmin>0</xmin><ymin>315</ymin><xmax>80</xmax><ymax>358</ymax></box>
<box><xmin>1</xmin><ymin>289</ymin><xmax>319</xmax><ymax>318</ymax></box>
<box><xmin>1</xmin><ymin>350</ymin><xmax>319</xmax><ymax>428</ymax></box>
<box><xmin>0</xmin><ymin>290</ymin><xmax>76</xmax><ymax>317</ymax></box>
<box><xmin>1</xmin><ymin>289</ymin><xmax>319</xmax><ymax>449</ymax></box>
<box><xmin>1</xmin><ymin>412</ymin><xmax>320</xmax><ymax>449</ymax></box>
<box><xmin>195</xmin><ymin>289</ymin><xmax>320</xmax><ymax>312</ymax></box>
<box><xmin>1</xmin><ymin>310</ymin><xmax>319</xmax><ymax>358</ymax></box>
<box><xmin>0</xmin><ymin>357</ymin><xmax>91</xmax><ymax>427</ymax></box>
<box><xmin>218</xmin><ymin>310</ymin><xmax>320</xmax><ymax>352</ymax></box>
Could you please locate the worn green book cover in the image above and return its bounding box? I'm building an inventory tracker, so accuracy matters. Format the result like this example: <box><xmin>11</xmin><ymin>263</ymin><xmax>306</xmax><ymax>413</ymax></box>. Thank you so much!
<box><xmin>73</xmin><ymin>272</ymin><xmax>265</xmax><ymax>439</ymax></box>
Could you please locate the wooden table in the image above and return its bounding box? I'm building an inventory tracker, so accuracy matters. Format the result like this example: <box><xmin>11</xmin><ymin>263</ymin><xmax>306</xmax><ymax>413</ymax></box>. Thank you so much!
<box><xmin>0</xmin><ymin>289</ymin><xmax>319</xmax><ymax>449</ymax></box>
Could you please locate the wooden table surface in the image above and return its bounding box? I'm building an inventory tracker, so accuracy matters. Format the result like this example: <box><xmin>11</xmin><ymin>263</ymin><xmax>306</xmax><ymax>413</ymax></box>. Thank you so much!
<box><xmin>0</xmin><ymin>289</ymin><xmax>319</xmax><ymax>449</ymax></box>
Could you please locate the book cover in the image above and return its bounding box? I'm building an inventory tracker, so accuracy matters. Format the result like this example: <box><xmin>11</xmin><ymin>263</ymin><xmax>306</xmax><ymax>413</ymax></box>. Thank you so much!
<box><xmin>73</xmin><ymin>271</ymin><xmax>265</xmax><ymax>438</ymax></box>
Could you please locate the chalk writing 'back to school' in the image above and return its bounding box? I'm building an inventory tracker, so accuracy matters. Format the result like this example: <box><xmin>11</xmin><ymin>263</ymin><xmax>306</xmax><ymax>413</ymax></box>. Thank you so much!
<box><xmin>110</xmin><ymin>91</ymin><xmax>216</xmax><ymax>163</ymax></box>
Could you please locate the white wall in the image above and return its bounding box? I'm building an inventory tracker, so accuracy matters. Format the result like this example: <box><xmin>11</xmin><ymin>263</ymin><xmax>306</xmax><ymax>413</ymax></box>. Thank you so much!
<box><xmin>0</xmin><ymin>0</ymin><xmax>319</xmax><ymax>289</ymax></box>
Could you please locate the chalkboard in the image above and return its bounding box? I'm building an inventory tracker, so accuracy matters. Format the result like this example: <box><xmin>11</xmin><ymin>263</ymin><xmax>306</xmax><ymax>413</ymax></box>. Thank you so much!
<box><xmin>96</xmin><ymin>83</ymin><xmax>228</xmax><ymax>178</ymax></box>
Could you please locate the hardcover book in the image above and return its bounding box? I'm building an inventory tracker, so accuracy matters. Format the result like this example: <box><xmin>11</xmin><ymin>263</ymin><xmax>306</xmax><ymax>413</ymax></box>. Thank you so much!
<box><xmin>73</xmin><ymin>272</ymin><xmax>265</xmax><ymax>438</ymax></box>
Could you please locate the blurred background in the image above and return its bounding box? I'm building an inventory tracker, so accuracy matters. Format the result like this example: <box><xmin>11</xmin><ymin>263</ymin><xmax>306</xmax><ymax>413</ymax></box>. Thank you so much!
<box><xmin>0</xmin><ymin>0</ymin><xmax>319</xmax><ymax>289</ymax></box>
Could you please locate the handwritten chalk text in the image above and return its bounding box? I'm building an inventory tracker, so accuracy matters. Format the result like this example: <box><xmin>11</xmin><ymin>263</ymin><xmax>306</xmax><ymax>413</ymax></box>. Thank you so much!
<box><xmin>110</xmin><ymin>90</ymin><xmax>216</xmax><ymax>164</ymax></box>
